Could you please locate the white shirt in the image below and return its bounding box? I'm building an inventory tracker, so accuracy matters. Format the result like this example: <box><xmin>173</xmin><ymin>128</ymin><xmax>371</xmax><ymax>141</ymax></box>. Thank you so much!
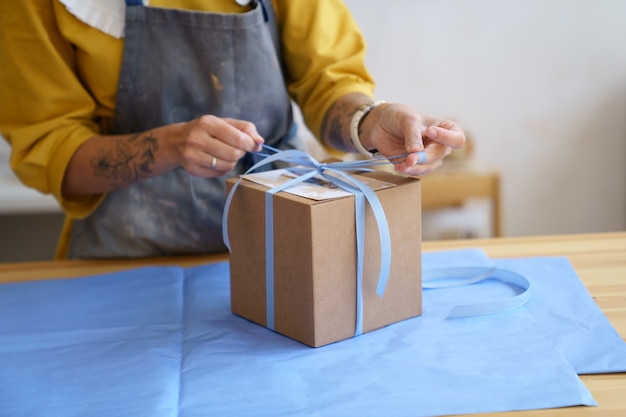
<box><xmin>58</xmin><ymin>0</ymin><xmax>148</xmax><ymax>39</ymax></box>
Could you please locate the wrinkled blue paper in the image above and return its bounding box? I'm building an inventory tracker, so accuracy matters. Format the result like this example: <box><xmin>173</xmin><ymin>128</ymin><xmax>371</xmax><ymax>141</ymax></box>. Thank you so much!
<box><xmin>424</xmin><ymin>249</ymin><xmax>626</xmax><ymax>374</ymax></box>
<box><xmin>1</xmin><ymin>250</ymin><xmax>623</xmax><ymax>417</ymax></box>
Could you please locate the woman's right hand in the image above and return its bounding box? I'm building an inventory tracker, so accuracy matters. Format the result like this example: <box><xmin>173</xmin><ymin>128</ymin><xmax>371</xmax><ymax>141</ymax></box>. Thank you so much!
<box><xmin>62</xmin><ymin>115</ymin><xmax>264</xmax><ymax>197</ymax></box>
<box><xmin>174</xmin><ymin>115</ymin><xmax>264</xmax><ymax>178</ymax></box>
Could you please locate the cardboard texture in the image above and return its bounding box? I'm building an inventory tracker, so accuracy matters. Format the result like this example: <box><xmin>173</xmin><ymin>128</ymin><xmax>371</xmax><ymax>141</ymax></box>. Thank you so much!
<box><xmin>226</xmin><ymin>170</ymin><xmax>422</xmax><ymax>347</ymax></box>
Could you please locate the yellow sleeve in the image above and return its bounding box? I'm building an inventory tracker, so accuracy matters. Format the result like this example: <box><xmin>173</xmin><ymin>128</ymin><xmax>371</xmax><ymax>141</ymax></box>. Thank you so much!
<box><xmin>274</xmin><ymin>0</ymin><xmax>376</xmax><ymax>140</ymax></box>
<box><xmin>0</xmin><ymin>1</ymin><xmax>113</xmax><ymax>218</ymax></box>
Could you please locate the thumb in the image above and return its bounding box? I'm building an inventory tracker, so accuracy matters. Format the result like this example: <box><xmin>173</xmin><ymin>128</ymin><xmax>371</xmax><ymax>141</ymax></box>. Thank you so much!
<box><xmin>406</xmin><ymin>131</ymin><xmax>424</xmax><ymax>153</ymax></box>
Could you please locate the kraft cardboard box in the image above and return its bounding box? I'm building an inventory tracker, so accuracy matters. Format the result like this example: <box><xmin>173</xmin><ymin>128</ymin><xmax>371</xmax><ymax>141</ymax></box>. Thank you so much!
<box><xmin>226</xmin><ymin>169</ymin><xmax>422</xmax><ymax>347</ymax></box>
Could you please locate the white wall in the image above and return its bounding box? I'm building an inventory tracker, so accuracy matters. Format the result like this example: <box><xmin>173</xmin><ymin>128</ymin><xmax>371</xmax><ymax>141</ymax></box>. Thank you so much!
<box><xmin>344</xmin><ymin>0</ymin><xmax>626</xmax><ymax>236</ymax></box>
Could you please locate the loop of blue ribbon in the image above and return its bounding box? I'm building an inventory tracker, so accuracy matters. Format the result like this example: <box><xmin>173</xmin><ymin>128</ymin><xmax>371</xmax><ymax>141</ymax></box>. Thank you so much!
<box><xmin>223</xmin><ymin>146</ymin><xmax>402</xmax><ymax>336</ymax></box>
<box><xmin>422</xmin><ymin>266</ymin><xmax>531</xmax><ymax>318</ymax></box>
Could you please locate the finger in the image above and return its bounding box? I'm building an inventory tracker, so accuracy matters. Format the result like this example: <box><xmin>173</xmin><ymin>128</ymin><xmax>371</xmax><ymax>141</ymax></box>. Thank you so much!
<box><xmin>200</xmin><ymin>116</ymin><xmax>262</xmax><ymax>153</ymax></box>
<box><xmin>223</xmin><ymin>118</ymin><xmax>265</xmax><ymax>151</ymax></box>
<box><xmin>404</xmin><ymin>151</ymin><xmax>427</xmax><ymax>167</ymax></box>
<box><xmin>395</xmin><ymin>153</ymin><xmax>445</xmax><ymax>176</ymax></box>
<box><xmin>186</xmin><ymin>164</ymin><xmax>230</xmax><ymax>178</ymax></box>
<box><xmin>425</xmin><ymin>125</ymin><xmax>466</xmax><ymax>149</ymax></box>
<box><xmin>185</xmin><ymin>148</ymin><xmax>238</xmax><ymax>172</ymax></box>
<box><xmin>400</xmin><ymin>159</ymin><xmax>444</xmax><ymax>176</ymax></box>
<box><xmin>395</xmin><ymin>142</ymin><xmax>449</xmax><ymax>173</ymax></box>
<box><xmin>403</xmin><ymin>131</ymin><xmax>424</xmax><ymax>153</ymax></box>
<box><xmin>397</xmin><ymin>114</ymin><xmax>425</xmax><ymax>153</ymax></box>
<box><xmin>207</xmin><ymin>154</ymin><xmax>233</xmax><ymax>175</ymax></box>
<box><xmin>183</xmin><ymin>134</ymin><xmax>244</xmax><ymax>170</ymax></box>
<box><xmin>193</xmin><ymin>136</ymin><xmax>246</xmax><ymax>164</ymax></box>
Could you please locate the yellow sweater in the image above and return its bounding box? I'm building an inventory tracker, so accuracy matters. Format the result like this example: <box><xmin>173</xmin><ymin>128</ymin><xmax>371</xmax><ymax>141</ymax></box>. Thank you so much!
<box><xmin>0</xmin><ymin>0</ymin><xmax>374</xmax><ymax>220</ymax></box>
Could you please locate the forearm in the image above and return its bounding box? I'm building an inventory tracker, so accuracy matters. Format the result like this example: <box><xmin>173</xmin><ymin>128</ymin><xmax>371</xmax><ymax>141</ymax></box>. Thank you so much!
<box><xmin>62</xmin><ymin>115</ymin><xmax>264</xmax><ymax>199</ymax></box>
<box><xmin>62</xmin><ymin>123</ymin><xmax>183</xmax><ymax>198</ymax></box>
<box><xmin>320</xmin><ymin>92</ymin><xmax>374</xmax><ymax>153</ymax></box>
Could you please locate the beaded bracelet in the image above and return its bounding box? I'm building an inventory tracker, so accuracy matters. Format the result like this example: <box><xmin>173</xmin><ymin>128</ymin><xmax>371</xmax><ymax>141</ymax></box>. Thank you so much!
<box><xmin>349</xmin><ymin>100</ymin><xmax>387</xmax><ymax>156</ymax></box>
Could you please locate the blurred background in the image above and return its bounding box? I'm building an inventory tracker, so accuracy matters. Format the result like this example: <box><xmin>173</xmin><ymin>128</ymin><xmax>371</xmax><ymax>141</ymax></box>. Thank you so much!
<box><xmin>1</xmin><ymin>0</ymin><xmax>625</xmax><ymax>262</ymax></box>
<box><xmin>344</xmin><ymin>0</ymin><xmax>626</xmax><ymax>239</ymax></box>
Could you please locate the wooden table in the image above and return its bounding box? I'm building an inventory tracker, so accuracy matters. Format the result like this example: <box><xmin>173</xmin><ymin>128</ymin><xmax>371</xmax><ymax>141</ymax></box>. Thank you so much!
<box><xmin>1</xmin><ymin>232</ymin><xmax>625</xmax><ymax>416</ymax></box>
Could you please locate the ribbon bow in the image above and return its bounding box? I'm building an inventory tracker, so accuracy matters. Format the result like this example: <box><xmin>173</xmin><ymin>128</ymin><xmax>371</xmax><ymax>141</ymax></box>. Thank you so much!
<box><xmin>223</xmin><ymin>145</ymin><xmax>405</xmax><ymax>336</ymax></box>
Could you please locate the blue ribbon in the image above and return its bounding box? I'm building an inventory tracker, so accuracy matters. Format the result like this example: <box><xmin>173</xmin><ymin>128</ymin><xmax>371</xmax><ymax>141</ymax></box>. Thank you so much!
<box><xmin>422</xmin><ymin>266</ymin><xmax>531</xmax><ymax>318</ymax></box>
<box><xmin>223</xmin><ymin>146</ymin><xmax>401</xmax><ymax>336</ymax></box>
<box><xmin>223</xmin><ymin>146</ymin><xmax>531</xmax><ymax>333</ymax></box>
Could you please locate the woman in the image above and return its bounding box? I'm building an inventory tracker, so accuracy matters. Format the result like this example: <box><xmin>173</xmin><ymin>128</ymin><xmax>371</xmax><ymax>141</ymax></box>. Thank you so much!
<box><xmin>0</xmin><ymin>0</ymin><xmax>464</xmax><ymax>258</ymax></box>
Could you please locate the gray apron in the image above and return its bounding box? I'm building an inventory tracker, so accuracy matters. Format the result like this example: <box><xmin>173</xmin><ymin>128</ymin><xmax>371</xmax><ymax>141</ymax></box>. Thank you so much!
<box><xmin>68</xmin><ymin>0</ymin><xmax>295</xmax><ymax>258</ymax></box>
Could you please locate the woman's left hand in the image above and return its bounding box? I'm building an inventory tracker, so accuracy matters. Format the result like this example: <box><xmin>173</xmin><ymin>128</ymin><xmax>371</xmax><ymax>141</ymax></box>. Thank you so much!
<box><xmin>359</xmin><ymin>102</ymin><xmax>466</xmax><ymax>175</ymax></box>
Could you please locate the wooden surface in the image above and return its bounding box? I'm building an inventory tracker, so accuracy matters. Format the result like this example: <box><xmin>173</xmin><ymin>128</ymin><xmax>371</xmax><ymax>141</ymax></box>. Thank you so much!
<box><xmin>1</xmin><ymin>231</ymin><xmax>625</xmax><ymax>416</ymax></box>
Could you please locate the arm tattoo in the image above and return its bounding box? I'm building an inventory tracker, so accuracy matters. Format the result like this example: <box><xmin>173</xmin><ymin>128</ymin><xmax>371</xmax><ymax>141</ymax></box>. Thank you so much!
<box><xmin>90</xmin><ymin>132</ymin><xmax>159</xmax><ymax>186</ymax></box>
<box><xmin>322</xmin><ymin>100</ymin><xmax>356</xmax><ymax>151</ymax></box>
<box><xmin>320</xmin><ymin>95</ymin><xmax>366</xmax><ymax>152</ymax></box>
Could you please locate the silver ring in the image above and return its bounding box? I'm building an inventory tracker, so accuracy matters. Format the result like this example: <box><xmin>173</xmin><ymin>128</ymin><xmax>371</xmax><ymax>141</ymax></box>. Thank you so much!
<box><xmin>210</xmin><ymin>156</ymin><xmax>217</xmax><ymax>170</ymax></box>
